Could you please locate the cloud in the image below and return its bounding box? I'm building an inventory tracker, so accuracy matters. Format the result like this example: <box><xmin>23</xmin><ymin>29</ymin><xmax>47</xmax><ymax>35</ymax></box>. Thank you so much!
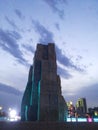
<box><xmin>32</xmin><ymin>20</ymin><xmax>72</xmax><ymax>78</ymax></box>
<box><xmin>0</xmin><ymin>83</ymin><xmax>23</xmax><ymax>112</ymax></box>
<box><xmin>32</xmin><ymin>20</ymin><xmax>54</xmax><ymax>44</ymax></box>
<box><xmin>5</xmin><ymin>16</ymin><xmax>19</xmax><ymax>30</ymax></box>
<box><xmin>55</xmin><ymin>46</ymin><xmax>84</xmax><ymax>71</ymax></box>
<box><xmin>55</xmin><ymin>23</ymin><xmax>60</xmax><ymax>31</ymax></box>
<box><xmin>0</xmin><ymin>82</ymin><xmax>22</xmax><ymax>95</ymax></box>
<box><xmin>82</xmin><ymin>83</ymin><xmax>98</xmax><ymax>108</ymax></box>
<box><xmin>57</xmin><ymin>66</ymin><xmax>72</xmax><ymax>79</ymax></box>
<box><xmin>14</xmin><ymin>9</ymin><xmax>25</xmax><ymax>20</ymax></box>
<box><xmin>7</xmin><ymin>30</ymin><xmax>22</xmax><ymax>40</ymax></box>
<box><xmin>0</xmin><ymin>28</ymin><xmax>27</xmax><ymax>65</ymax></box>
<box><xmin>43</xmin><ymin>0</ymin><xmax>66</xmax><ymax>19</ymax></box>
<box><xmin>32</xmin><ymin>20</ymin><xmax>83</xmax><ymax>78</ymax></box>
<box><xmin>22</xmin><ymin>44</ymin><xmax>35</xmax><ymax>53</ymax></box>
<box><xmin>0</xmin><ymin>82</ymin><xmax>23</xmax><ymax>112</ymax></box>
<box><xmin>78</xmin><ymin>84</ymin><xmax>98</xmax><ymax>99</ymax></box>
<box><xmin>0</xmin><ymin>91</ymin><xmax>22</xmax><ymax>112</ymax></box>
<box><xmin>75</xmin><ymin>55</ymin><xmax>83</xmax><ymax>62</ymax></box>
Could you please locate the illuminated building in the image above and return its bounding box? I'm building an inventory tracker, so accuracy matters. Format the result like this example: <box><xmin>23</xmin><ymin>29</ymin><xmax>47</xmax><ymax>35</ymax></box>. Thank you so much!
<box><xmin>76</xmin><ymin>98</ymin><xmax>87</xmax><ymax>117</ymax></box>
<box><xmin>0</xmin><ymin>106</ymin><xmax>3</xmax><ymax>117</ymax></box>
<box><xmin>88</xmin><ymin>107</ymin><xmax>98</xmax><ymax>117</ymax></box>
<box><xmin>67</xmin><ymin>101</ymin><xmax>75</xmax><ymax>117</ymax></box>
<box><xmin>21</xmin><ymin>43</ymin><xmax>67</xmax><ymax>121</ymax></box>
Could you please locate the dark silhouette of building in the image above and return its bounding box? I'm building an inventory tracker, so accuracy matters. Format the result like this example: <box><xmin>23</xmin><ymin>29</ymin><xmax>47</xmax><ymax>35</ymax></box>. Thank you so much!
<box><xmin>21</xmin><ymin>43</ymin><xmax>67</xmax><ymax>121</ymax></box>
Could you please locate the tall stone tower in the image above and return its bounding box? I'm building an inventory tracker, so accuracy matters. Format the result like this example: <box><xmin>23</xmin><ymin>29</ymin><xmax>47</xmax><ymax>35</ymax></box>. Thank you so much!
<box><xmin>21</xmin><ymin>43</ymin><xmax>67</xmax><ymax>121</ymax></box>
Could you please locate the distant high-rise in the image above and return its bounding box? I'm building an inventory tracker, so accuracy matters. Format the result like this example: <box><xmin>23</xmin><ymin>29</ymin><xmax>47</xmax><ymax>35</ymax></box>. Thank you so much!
<box><xmin>21</xmin><ymin>43</ymin><xmax>67</xmax><ymax>121</ymax></box>
<box><xmin>76</xmin><ymin>98</ymin><xmax>87</xmax><ymax>116</ymax></box>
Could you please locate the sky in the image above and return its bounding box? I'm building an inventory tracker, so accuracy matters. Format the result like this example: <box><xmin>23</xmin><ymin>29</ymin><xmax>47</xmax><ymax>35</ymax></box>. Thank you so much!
<box><xmin>0</xmin><ymin>0</ymin><xmax>98</xmax><ymax>111</ymax></box>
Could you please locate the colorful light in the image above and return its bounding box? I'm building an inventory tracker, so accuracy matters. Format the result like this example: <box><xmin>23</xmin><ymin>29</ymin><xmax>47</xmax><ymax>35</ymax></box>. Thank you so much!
<box><xmin>93</xmin><ymin>118</ymin><xmax>98</xmax><ymax>122</ymax></box>
<box><xmin>77</xmin><ymin>118</ymin><xmax>87</xmax><ymax>122</ymax></box>
<box><xmin>94</xmin><ymin>111</ymin><xmax>98</xmax><ymax>116</ymax></box>
<box><xmin>88</xmin><ymin>118</ymin><xmax>93</xmax><ymax>122</ymax></box>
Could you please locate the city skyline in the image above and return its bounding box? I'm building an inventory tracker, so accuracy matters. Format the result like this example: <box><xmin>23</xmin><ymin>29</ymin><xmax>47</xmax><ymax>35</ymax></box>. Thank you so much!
<box><xmin>0</xmin><ymin>0</ymin><xmax>98</xmax><ymax>110</ymax></box>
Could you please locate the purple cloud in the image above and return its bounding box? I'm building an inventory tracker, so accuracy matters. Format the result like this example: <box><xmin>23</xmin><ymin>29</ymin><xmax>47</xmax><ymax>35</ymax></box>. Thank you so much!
<box><xmin>43</xmin><ymin>0</ymin><xmax>66</xmax><ymax>19</ymax></box>
<box><xmin>5</xmin><ymin>16</ymin><xmax>19</xmax><ymax>30</ymax></box>
<box><xmin>0</xmin><ymin>28</ymin><xmax>27</xmax><ymax>65</ymax></box>
<box><xmin>32</xmin><ymin>20</ymin><xmax>84</xmax><ymax>78</ymax></box>
<box><xmin>14</xmin><ymin>9</ymin><xmax>25</xmax><ymax>20</ymax></box>
<box><xmin>55</xmin><ymin>23</ymin><xmax>60</xmax><ymax>31</ymax></box>
<box><xmin>22</xmin><ymin>44</ymin><xmax>35</xmax><ymax>54</ymax></box>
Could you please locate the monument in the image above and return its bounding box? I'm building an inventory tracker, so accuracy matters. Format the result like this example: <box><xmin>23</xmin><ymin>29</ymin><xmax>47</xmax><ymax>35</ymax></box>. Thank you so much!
<box><xmin>21</xmin><ymin>43</ymin><xmax>67</xmax><ymax>121</ymax></box>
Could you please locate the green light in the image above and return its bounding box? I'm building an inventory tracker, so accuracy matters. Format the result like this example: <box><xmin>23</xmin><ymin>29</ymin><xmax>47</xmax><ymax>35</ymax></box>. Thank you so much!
<box><xmin>37</xmin><ymin>81</ymin><xmax>40</xmax><ymax>120</ymax></box>
<box><xmin>25</xmin><ymin>106</ymin><xmax>28</xmax><ymax>121</ymax></box>
<box><xmin>94</xmin><ymin>111</ymin><xmax>98</xmax><ymax>116</ymax></box>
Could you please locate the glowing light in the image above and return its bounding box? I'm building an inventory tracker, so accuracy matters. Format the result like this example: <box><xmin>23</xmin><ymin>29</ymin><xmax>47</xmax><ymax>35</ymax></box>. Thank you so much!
<box><xmin>88</xmin><ymin>118</ymin><xmax>92</xmax><ymax>122</ymax></box>
<box><xmin>67</xmin><ymin>118</ymin><xmax>71</xmax><ymax>122</ymax></box>
<box><xmin>9</xmin><ymin>108</ymin><xmax>12</xmax><ymax>111</ymax></box>
<box><xmin>93</xmin><ymin>118</ymin><xmax>98</xmax><ymax>122</ymax></box>
<box><xmin>71</xmin><ymin>118</ymin><xmax>76</xmax><ymax>122</ymax></box>
<box><xmin>94</xmin><ymin>111</ymin><xmax>98</xmax><ymax>116</ymax></box>
<box><xmin>77</xmin><ymin>118</ymin><xmax>87</xmax><ymax>122</ymax></box>
<box><xmin>70</xmin><ymin>101</ymin><xmax>73</xmax><ymax>105</ymax></box>
<box><xmin>66</xmin><ymin>117</ymin><xmax>98</xmax><ymax>122</ymax></box>
<box><xmin>9</xmin><ymin>109</ymin><xmax>17</xmax><ymax>118</ymax></box>
<box><xmin>0</xmin><ymin>106</ymin><xmax>2</xmax><ymax>110</ymax></box>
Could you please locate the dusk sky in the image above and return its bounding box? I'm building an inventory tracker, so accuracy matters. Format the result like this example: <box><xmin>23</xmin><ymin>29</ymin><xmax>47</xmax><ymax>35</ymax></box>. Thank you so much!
<box><xmin>0</xmin><ymin>0</ymin><xmax>98</xmax><ymax>111</ymax></box>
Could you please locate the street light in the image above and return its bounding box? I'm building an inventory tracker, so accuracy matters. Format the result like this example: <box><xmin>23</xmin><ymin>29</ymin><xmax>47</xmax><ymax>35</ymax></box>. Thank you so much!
<box><xmin>0</xmin><ymin>106</ymin><xmax>2</xmax><ymax>111</ymax></box>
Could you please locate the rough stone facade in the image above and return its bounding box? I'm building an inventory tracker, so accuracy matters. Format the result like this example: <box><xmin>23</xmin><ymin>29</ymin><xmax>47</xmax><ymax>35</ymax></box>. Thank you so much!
<box><xmin>21</xmin><ymin>43</ymin><xmax>67</xmax><ymax>121</ymax></box>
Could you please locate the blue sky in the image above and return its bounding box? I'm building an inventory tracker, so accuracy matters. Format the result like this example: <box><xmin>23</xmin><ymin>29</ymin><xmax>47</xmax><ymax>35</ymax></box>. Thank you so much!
<box><xmin>0</xmin><ymin>0</ymin><xmax>98</xmax><ymax>109</ymax></box>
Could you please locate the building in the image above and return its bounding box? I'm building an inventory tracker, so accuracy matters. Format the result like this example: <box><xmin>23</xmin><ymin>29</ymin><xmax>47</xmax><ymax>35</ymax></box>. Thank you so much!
<box><xmin>76</xmin><ymin>98</ymin><xmax>87</xmax><ymax>117</ymax></box>
<box><xmin>88</xmin><ymin>107</ymin><xmax>98</xmax><ymax>117</ymax></box>
<box><xmin>21</xmin><ymin>43</ymin><xmax>67</xmax><ymax>121</ymax></box>
<box><xmin>67</xmin><ymin>101</ymin><xmax>75</xmax><ymax>117</ymax></box>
